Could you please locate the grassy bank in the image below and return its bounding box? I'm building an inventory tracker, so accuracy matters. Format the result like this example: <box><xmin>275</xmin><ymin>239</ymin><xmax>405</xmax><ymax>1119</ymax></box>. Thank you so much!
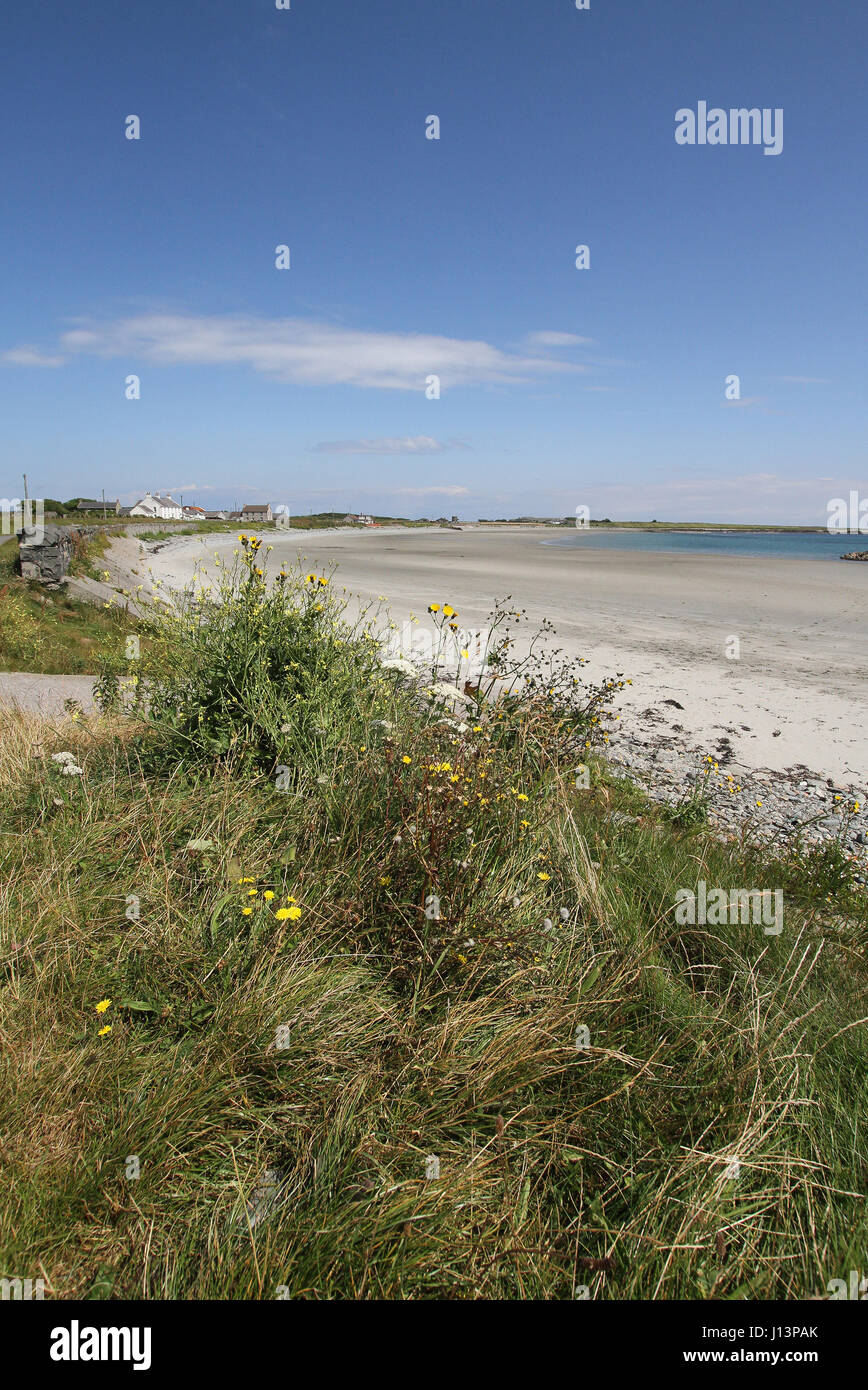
<box><xmin>0</xmin><ymin>536</ymin><xmax>133</xmax><ymax>674</ymax></box>
<box><xmin>0</xmin><ymin>541</ymin><xmax>864</xmax><ymax>1299</ymax></box>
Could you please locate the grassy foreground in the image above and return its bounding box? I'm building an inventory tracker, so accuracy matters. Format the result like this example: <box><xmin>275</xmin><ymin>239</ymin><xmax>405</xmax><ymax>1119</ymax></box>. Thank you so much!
<box><xmin>0</xmin><ymin>541</ymin><xmax>865</xmax><ymax>1300</ymax></box>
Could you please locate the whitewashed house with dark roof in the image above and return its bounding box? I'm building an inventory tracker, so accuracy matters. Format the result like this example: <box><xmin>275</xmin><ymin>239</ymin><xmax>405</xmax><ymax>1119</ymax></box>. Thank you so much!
<box><xmin>129</xmin><ymin>492</ymin><xmax>183</xmax><ymax>520</ymax></box>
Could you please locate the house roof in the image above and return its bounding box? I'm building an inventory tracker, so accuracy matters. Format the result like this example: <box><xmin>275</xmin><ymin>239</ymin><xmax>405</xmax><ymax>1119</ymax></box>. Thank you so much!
<box><xmin>241</xmin><ymin>503</ymin><xmax>271</xmax><ymax>513</ymax></box>
<box><xmin>133</xmin><ymin>494</ymin><xmax>178</xmax><ymax>508</ymax></box>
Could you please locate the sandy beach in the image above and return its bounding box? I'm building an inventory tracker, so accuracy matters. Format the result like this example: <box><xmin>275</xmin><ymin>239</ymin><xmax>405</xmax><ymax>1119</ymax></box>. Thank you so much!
<box><xmin>142</xmin><ymin>525</ymin><xmax>867</xmax><ymax>789</ymax></box>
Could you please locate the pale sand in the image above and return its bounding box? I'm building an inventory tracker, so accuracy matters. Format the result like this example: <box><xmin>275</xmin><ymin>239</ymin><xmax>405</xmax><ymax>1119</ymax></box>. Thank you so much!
<box><xmin>143</xmin><ymin>527</ymin><xmax>867</xmax><ymax>786</ymax></box>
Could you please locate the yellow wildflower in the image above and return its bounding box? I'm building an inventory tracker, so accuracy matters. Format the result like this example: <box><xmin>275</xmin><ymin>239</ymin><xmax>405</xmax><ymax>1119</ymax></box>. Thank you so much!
<box><xmin>275</xmin><ymin>905</ymin><xmax>302</xmax><ymax>922</ymax></box>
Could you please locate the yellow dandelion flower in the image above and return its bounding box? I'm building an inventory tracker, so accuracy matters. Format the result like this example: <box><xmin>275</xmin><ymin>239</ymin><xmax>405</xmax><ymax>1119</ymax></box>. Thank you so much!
<box><xmin>537</xmin><ymin>872</ymin><xmax>551</xmax><ymax>881</ymax></box>
<box><xmin>242</xmin><ymin>906</ymin><xmax>253</xmax><ymax>916</ymax></box>
<box><xmin>402</xmin><ymin>755</ymin><xmax>412</xmax><ymax>764</ymax></box>
<box><xmin>98</xmin><ymin>1025</ymin><xmax>112</xmax><ymax>1037</ymax></box>
<box><xmin>95</xmin><ymin>998</ymin><xmax>112</xmax><ymax>1014</ymax></box>
<box><xmin>263</xmin><ymin>890</ymin><xmax>275</xmax><ymax>901</ymax></box>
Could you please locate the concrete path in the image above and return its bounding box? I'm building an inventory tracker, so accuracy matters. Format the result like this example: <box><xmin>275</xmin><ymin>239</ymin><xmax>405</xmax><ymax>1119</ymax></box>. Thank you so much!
<box><xmin>0</xmin><ymin>673</ymin><xmax>98</xmax><ymax>717</ymax></box>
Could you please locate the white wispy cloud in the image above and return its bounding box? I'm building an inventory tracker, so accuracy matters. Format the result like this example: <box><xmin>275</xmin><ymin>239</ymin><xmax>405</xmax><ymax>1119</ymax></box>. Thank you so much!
<box><xmin>164</xmin><ymin>483</ymin><xmax>219</xmax><ymax>494</ymax></box>
<box><xmin>775</xmin><ymin>376</ymin><xmax>832</xmax><ymax>385</ymax></box>
<box><xmin>311</xmin><ymin>436</ymin><xmax>468</xmax><ymax>455</ymax></box>
<box><xmin>391</xmin><ymin>485</ymin><xmax>470</xmax><ymax>497</ymax></box>
<box><xmin>1</xmin><ymin>345</ymin><xmax>66</xmax><ymax>367</ymax></box>
<box><xmin>8</xmin><ymin>313</ymin><xmax>589</xmax><ymax>391</ymax></box>
<box><xmin>525</xmin><ymin>331</ymin><xmax>594</xmax><ymax>348</ymax></box>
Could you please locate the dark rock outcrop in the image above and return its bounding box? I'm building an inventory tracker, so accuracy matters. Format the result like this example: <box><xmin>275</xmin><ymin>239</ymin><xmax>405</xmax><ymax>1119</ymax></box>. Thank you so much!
<box><xmin>16</xmin><ymin>523</ymin><xmax>94</xmax><ymax>585</ymax></box>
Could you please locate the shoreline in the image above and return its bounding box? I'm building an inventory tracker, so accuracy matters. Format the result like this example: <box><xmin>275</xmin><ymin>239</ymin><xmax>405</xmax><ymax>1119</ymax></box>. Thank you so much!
<box><xmin>5</xmin><ymin>524</ymin><xmax>864</xmax><ymax>861</ymax></box>
<box><xmin>141</xmin><ymin>526</ymin><xmax>867</xmax><ymax>781</ymax></box>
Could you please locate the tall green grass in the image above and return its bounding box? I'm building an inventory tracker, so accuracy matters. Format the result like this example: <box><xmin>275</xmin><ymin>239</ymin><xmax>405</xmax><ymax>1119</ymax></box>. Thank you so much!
<box><xmin>0</xmin><ymin>542</ymin><xmax>864</xmax><ymax>1299</ymax></box>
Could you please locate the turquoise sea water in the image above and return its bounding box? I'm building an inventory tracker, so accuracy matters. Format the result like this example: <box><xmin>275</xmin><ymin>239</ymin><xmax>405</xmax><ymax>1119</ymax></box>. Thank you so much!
<box><xmin>541</xmin><ymin>529</ymin><xmax>864</xmax><ymax>560</ymax></box>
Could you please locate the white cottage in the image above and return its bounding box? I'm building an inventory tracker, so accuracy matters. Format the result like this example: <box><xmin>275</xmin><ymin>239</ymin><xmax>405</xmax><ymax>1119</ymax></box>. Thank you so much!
<box><xmin>129</xmin><ymin>493</ymin><xmax>183</xmax><ymax>520</ymax></box>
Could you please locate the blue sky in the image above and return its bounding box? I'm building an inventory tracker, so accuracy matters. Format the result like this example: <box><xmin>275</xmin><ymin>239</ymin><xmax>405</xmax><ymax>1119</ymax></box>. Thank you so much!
<box><xmin>1</xmin><ymin>0</ymin><xmax>865</xmax><ymax>522</ymax></box>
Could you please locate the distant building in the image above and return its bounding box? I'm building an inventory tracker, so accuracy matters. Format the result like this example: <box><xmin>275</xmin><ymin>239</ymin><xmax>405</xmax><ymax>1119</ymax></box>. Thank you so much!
<box><xmin>204</xmin><ymin>510</ymin><xmax>229</xmax><ymax>521</ymax></box>
<box><xmin>241</xmin><ymin>503</ymin><xmax>273</xmax><ymax>522</ymax></box>
<box><xmin>182</xmin><ymin>505</ymin><xmax>207</xmax><ymax>521</ymax></box>
<box><xmin>76</xmin><ymin>498</ymin><xmax>120</xmax><ymax>515</ymax></box>
<box><xmin>129</xmin><ymin>492</ymin><xmax>183</xmax><ymax>520</ymax></box>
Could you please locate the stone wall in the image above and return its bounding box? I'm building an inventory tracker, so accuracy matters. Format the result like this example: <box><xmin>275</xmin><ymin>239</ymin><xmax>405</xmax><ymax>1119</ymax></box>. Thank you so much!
<box><xmin>16</xmin><ymin>523</ymin><xmax>97</xmax><ymax>585</ymax></box>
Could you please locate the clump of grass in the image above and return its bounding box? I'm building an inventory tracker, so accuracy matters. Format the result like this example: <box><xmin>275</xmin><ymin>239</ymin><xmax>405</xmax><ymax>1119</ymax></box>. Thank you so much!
<box><xmin>67</xmin><ymin>529</ymin><xmax>112</xmax><ymax>580</ymax></box>
<box><xmin>0</xmin><ymin>540</ymin><xmax>865</xmax><ymax>1300</ymax></box>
